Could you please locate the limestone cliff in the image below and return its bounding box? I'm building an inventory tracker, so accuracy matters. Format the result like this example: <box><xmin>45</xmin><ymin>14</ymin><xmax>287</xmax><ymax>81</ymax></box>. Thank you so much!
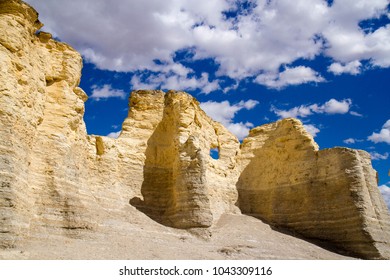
<box><xmin>237</xmin><ymin>119</ymin><xmax>390</xmax><ymax>259</ymax></box>
<box><xmin>128</xmin><ymin>90</ymin><xmax>240</xmax><ymax>228</ymax></box>
<box><xmin>1</xmin><ymin>0</ymin><xmax>389</xmax><ymax>259</ymax></box>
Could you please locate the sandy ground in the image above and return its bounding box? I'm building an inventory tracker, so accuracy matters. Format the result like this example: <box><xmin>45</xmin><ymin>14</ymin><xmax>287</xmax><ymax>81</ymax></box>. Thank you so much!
<box><xmin>0</xmin><ymin>208</ymin><xmax>355</xmax><ymax>260</ymax></box>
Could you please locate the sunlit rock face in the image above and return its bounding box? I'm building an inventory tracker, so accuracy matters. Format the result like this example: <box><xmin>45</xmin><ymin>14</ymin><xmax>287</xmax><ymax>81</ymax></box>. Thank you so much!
<box><xmin>0</xmin><ymin>0</ymin><xmax>389</xmax><ymax>259</ymax></box>
<box><xmin>237</xmin><ymin>118</ymin><xmax>390</xmax><ymax>259</ymax></box>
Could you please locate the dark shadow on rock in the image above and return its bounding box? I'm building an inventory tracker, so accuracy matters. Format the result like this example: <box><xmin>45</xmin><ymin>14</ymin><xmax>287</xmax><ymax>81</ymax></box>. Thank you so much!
<box><xmin>235</xmin><ymin>130</ymin><xmax>361</xmax><ymax>259</ymax></box>
<box><xmin>128</xmin><ymin>102</ymin><xmax>175</xmax><ymax>227</ymax></box>
<box><xmin>129</xmin><ymin>92</ymin><xmax>213</xmax><ymax>229</ymax></box>
<box><xmin>245</xmin><ymin>212</ymin><xmax>358</xmax><ymax>258</ymax></box>
<box><xmin>129</xmin><ymin>197</ymin><xmax>166</xmax><ymax>225</ymax></box>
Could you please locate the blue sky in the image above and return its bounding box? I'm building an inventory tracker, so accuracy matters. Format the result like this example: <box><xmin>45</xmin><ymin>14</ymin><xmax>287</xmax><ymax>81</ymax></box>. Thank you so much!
<box><xmin>26</xmin><ymin>0</ymin><xmax>389</xmax><ymax>208</ymax></box>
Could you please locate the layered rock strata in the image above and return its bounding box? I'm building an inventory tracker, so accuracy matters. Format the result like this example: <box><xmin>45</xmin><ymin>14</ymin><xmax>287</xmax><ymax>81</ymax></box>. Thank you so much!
<box><xmin>1</xmin><ymin>0</ymin><xmax>389</xmax><ymax>259</ymax></box>
<box><xmin>237</xmin><ymin>119</ymin><xmax>390</xmax><ymax>259</ymax></box>
<box><xmin>0</xmin><ymin>0</ymin><xmax>240</xmax><ymax>245</ymax></box>
<box><xmin>129</xmin><ymin>90</ymin><xmax>240</xmax><ymax>228</ymax></box>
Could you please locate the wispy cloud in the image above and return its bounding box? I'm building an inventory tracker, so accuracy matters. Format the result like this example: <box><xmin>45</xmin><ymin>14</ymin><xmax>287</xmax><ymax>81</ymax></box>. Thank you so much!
<box><xmin>350</xmin><ymin>111</ymin><xmax>363</xmax><ymax>117</ymax></box>
<box><xmin>271</xmin><ymin>98</ymin><xmax>352</xmax><ymax>119</ymax></box>
<box><xmin>106</xmin><ymin>131</ymin><xmax>121</xmax><ymax>139</ymax></box>
<box><xmin>344</xmin><ymin>138</ymin><xmax>356</xmax><ymax>144</ymax></box>
<box><xmin>90</xmin><ymin>84</ymin><xmax>127</xmax><ymax>101</ymax></box>
<box><xmin>343</xmin><ymin>138</ymin><xmax>364</xmax><ymax>144</ymax></box>
<box><xmin>370</xmin><ymin>152</ymin><xmax>389</xmax><ymax>160</ymax></box>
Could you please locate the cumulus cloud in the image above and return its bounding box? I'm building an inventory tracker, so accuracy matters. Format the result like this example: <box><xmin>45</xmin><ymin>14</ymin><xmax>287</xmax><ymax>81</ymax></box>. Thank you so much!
<box><xmin>106</xmin><ymin>131</ymin><xmax>121</xmax><ymax>138</ymax></box>
<box><xmin>379</xmin><ymin>185</ymin><xmax>390</xmax><ymax>210</ymax></box>
<box><xmin>200</xmin><ymin>99</ymin><xmax>259</xmax><ymax>140</ymax></box>
<box><xmin>27</xmin><ymin>0</ymin><xmax>197</xmax><ymax>72</ymax></box>
<box><xmin>254</xmin><ymin>66</ymin><xmax>325</xmax><ymax>89</ymax></box>
<box><xmin>131</xmin><ymin>71</ymin><xmax>220</xmax><ymax>94</ymax></box>
<box><xmin>370</xmin><ymin>152</ymin><xmax>389</xmax><ymax>160</ymax></box>
<box><xmin>271</xmin><ymin>98</ymin><xmax>352</xmax><ymax>118</ymax></box>
<box><xmin>324</xmin><ymin>0</ymin><xmax>390</xmax><ymax>68</ymax></box>
<box><xmin>368</xmin><ymin>120</ymin><xmax>390</xmax><ymax>144</ymax></box>
<box><xmin>25</xmin><ymin>0</ymin><xmax>390</xmax><ymax>87</ymax></box>
<box><xmin>226</xmin><ymin>122</ymin><xmax>256</xmax><ymax>140</ymax></box>
<box><xmin>328</xmin><ymin>60</ymin><xmax>362</xmax><ymax>75</ymax></box>
<box><xmin>303</xmin><ymin>124</ymin><xmax>320</xmax><ymax>138</ymax></box>
<box><xmin>90</xmin><ymin>84</ymin><xmax>127</xmax><ymax>101</ymax></box>
<box><xmin>313</xmin><ymin>98</ymin><xmax>352</xmax><ymax>114</ymax></box>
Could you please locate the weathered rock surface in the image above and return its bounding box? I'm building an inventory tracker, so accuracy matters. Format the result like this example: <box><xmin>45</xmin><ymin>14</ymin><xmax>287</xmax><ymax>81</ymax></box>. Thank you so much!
<box><xmin>0</xmin><ymin>0</ymin><xmax>95</xmax><ymax>247</ymax></box>
<box><xmin>237</xmin><ymin>119</ymin><xmax>390</xmax><ymax>259</ymax></box>
<box><xmin>0</xmin><ymin>0</ymin><xmax>389</xmax><ymax>259</ymax></box>
<box><xmin>129</xmin><ymin>90</ymin><xmax>240</xmax><ymax>228</ymax></box>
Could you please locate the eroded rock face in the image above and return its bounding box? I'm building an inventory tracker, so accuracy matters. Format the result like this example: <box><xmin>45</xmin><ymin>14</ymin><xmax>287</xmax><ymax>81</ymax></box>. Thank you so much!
<box><xmin>0</xmin><ymin>0</ymin><xmax>93</xmax><ymax>247</ymax></box>
<box><xmin>130</xmin><ymin>91</ymin><xmax>240</xmax><ymax>228</ymax></box>
<box><xmin>1</xmin><ymin>0</ymin><xmax>389</xmax><ymax>259</ymax></box>
<box><xmin>237</xmin><ymin>119</ymin><xmax>390</xmax><ymax>259</ymax></box>
<box><xmin>0</xmin><ymin>0</ymin><xmax>240</xmax><ymax>242</ymax></box>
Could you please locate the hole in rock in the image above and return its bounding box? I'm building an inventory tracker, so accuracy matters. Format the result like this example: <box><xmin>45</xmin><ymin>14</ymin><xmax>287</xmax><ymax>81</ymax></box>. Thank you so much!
<box><xmin>210</xmin><ymin>146</ymin><xmax>220</xmax><ymax>160</ymax></box>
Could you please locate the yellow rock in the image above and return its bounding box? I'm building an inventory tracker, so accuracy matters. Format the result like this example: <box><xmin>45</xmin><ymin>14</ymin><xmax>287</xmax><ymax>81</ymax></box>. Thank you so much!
<box><xmin>237</xmin><ymin>118</ymin><xmax>390</xmax><ymax>259</ymax></box>
<box><xmin>1</xmin><ymin>0</ymin><xmax>389</xmax><ymax>259</ymax></box>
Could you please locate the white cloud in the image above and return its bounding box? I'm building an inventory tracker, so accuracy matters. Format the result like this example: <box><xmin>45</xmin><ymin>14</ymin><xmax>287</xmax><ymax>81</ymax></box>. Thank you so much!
<box><xmin>370</xmin><ymin>152</ymin><xmax>389</xmax><ymax>160</ymax></box>
<box><xmin>379</xmin><ymin>185</ymin><xmax>390</xmax><ymax>210</ymax></box>
<box><xmin>271</xmin><ymin>98</ymin><xmax>352</xmax><ymax>118</ymax></box>
<box><xmin>312</xmin><ymin>98</ymin><xmax>352</xmax><ymax>114</ymax></box>
<box><xmin>350</xmin><ymin>111</ymin><xmax>363</xmax><ymax>117</ymax></box>
<box><xmin>343</xmin><ymin>138</ymin><xmax>364</xmax><ymax>144</ymax></box>
<box><xmin>344</xmin><ymin>138</ymin><xmax>356</xmax><ymax>144</ymax></box>
<box><xmin>200</xmin><ymin>100</ymin><xmax>259</xmax><ymax>125</ymax></box>
<box><xmin>226</xmin><ymin>122</ymin><xmax>255</xmax><ymax>140</ymax></box>
<box><xmin>106</xmin><ymin>131</ymin><xmax>121</xmax><ymax>138</ymax></box>
<box><xmin>323</xmin><ymin>0</ymin><xmax>390</xmax><ymax>67</ymax></box>
<box><xmin>131</xmin><ymin>72</ymin><xmax>220</xmax><ymax>94</ymax></box>
<box><xmin>368</xmin><ymin>120</ymin><xmax>390</xmax><ymax>144</ymax></box>
<box><xmin>271</xmin><ymin>105</ymin><xmax>312</xmax><ymax>119</ymax></box>
<box><xmin>200</xmin><ymin>99</ymin><xmax>259</xmax><ymax>140</ymax></box>
<box><xmin>27</xmin><ymin>0</ymin><xmax>198</xmax><ymax>72</ymax></box>
<box><xmin>130</xmin><ymin>63</ymin><xmax>220</xmax><ymax>94</ymax></box>
<box><xmin>303</xmin><ymin>124</ymin><xmax>320</xmax><ymax>138</ymax></box>
<box><xmin>222</xmin><ymin>81</ymin><xmax>239</xmax><ymax>93</ymax></box>
<box><xmin>254</xmin><ymin>66</ymin><xmax>325</xmax><ymax>89</ymax></box>
<box><xmin>193</xmin><ymin>0</ymin><xmax>330</xmax><ymax>79</ymax></box>
<box><xmin>328</xmin><ymin>60</ymin><xmax>362</xmax><ymax>75</ymax></box>
<box><xmin>238</xmin><ymin>99</ymin><xmax>259</xmax><ymax>110</ymax></box>
<box><xmin>25</xmin><ymin>0</ymin><xmax>390</xmax><ymax>87</ymax></box>
<box><xmin>90</xmin><ymin>84</ymin><xmax>127</xmax><ymax>101</ymax></box>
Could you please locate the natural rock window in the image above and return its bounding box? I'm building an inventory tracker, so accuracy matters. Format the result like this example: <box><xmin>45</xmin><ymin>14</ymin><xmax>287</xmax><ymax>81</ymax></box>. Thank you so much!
<box><xmin>210</xmin><ymin>146</ymin><xmax>220</xmax><ymax>160</ymax></box>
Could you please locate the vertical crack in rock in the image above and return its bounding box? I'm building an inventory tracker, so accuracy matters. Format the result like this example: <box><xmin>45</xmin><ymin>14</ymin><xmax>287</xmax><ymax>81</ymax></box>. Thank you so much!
<box><xmin>95</xmin><ymin>137</ymin><xmax>105</xmax><ymax>156</ymax></box>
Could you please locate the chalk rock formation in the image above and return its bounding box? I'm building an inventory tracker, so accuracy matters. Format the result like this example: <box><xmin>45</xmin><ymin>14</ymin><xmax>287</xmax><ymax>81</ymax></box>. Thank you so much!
<box><xmin>0</xmin><ymin>0</ymin><xmax>95</xmax><ymax>248</ymax></box>
<box><xmin>1</xmin><ymin>0</ymin><xmax>390</xmax><ymax>259</ymax></box>
<box><xmin>237</xmin><ymin>119</ymin><xmax>390</xmax><ymax>259</ymax></box>
<box><xmin>128</xmin><ymin>90</ymin><xmax>240</xmax><ymax>228</ymax></box>
<box><xmin>0</xmin><ymin>0</ymin><xmax>239</xmax><ymax>245</ymax></box>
